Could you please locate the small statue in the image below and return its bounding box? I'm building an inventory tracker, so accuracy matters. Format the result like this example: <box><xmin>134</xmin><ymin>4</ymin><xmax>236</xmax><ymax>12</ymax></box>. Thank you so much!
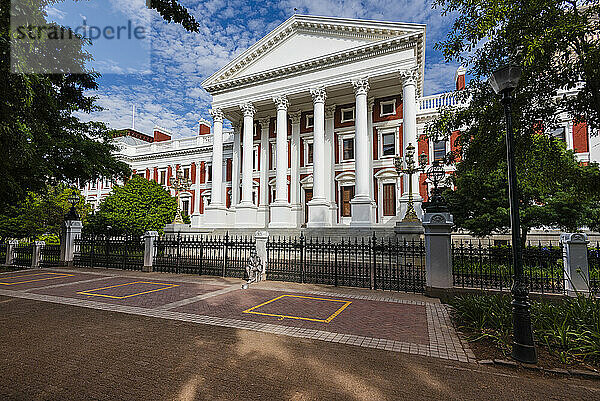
<box><xmin>245</xmin><ymin>249</ymin><xmax>263</xmax><ymax>285</ymax></box>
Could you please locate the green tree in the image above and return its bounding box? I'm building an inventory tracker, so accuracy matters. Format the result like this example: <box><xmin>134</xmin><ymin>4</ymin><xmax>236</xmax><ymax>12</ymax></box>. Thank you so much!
<box><xmin>427</xmin><ymin>0</ymin><xmax>600</xmax><ymax>240</ymax></box>
<box><xmin>0</xmin><ymin>184</ymin><xmax>89</xmax><ymax>242</ymax></box>
<box><xmin>86</xmin><ymin>176</ymin><xmax>176</xmax><ymax>236</ymax></box>
<box><xmin>1</xmin><ymin>0</ymin><xmax>199</xmax><ymax>208</ymax></box>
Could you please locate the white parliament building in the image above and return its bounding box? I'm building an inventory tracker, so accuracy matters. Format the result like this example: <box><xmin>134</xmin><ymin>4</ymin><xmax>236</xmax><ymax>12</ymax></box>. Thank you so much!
<box><xmin>82</xmin><ymin>15</ymin><xmax>599</xmax><ymax>231</ymax></box>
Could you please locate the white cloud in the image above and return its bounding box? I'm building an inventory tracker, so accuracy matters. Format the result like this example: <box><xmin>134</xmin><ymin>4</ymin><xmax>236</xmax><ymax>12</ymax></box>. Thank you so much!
<box><xmin>45</xmin><ymin>6</ymin><xmax>66</xmax><ymax>21</ymax></box>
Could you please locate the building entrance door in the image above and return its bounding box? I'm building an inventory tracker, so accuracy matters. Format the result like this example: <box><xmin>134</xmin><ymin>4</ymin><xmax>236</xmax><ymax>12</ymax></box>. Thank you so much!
<box><xmin>304</xmin><ymin>189</ymin><xmax>313</xmax><ymax>224</ymax></box>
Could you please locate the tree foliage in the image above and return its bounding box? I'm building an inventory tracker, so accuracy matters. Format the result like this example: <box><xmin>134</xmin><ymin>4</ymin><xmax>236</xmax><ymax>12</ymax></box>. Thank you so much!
<box><xmin>428</xmin><ymin>0</ymin><xmax>600</xmax><ymax>238</ymax></box>
<box><xmin>1</xmin><ymin>0</ymin><xmax>200</xmax><ymax>209</ymax></box>
<box><xmin>0</xmin><ymin>184</ymin><xmax>89</xmax><ymax>242</ymax></box>
<box><xmin>86</xmin><ymin>176</ymin><xmax>176</xmax><ymax>236</ymax></box>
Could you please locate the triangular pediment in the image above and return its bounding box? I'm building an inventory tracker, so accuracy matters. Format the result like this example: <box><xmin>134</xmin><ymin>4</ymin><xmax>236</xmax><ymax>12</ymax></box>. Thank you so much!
<box><xmin>202</xmin><ymin>15</ymin><xmax>426</xmax><ymax>90</ymax></box>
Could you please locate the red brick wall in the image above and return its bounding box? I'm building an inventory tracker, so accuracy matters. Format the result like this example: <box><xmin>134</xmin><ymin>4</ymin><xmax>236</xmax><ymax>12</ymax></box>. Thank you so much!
<box><xmin>153</xmin><ymin>130</ymin><xmax>171</xmax><ymax>142</ymax></box>
<box><xmin>573</xmin><ymin>121</ymin><xmax>589</xmax><ymax>153</ymax></box>
<box><xmin>191</xmin><ymin>163</ymin><xmax>196</xmax><ymax>184</ymax></box>
<box><xmin>334</xmin><ymin>103</ymin><xmax>355</xmax><ymax>129</ymax></box>
<box><xmin>199</xmin><ymin>124</ymin><xmax>210</xmax><ymax>135</ymax></box>
<box><xmin>456</xmin><ymin>74</ymin><xmax>465</xmax><ymax>91</ymax></box>
<box><xmin>372</xmin><ymin>95</ymin><xmax>402</xmax><ymax>123</ymax></box>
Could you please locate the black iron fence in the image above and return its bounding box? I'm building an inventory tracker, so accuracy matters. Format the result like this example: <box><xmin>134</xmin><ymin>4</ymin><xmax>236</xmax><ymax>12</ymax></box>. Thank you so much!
<box><xmin>267</xmin><ymin>235</ymin><xmax>425</xmax><ymax>293</ymax></box>
<box><xmin>74</xmin><ymin>235</ymin><xmax>144</xmax><ymax>270</ymax></box>
<box><xmin>40</xmin><ymin>244</ymin><xmax>61</xmax><ymax>268</ymax></box>
<box><xmin>452</xmin><ymin>240</ymin><xmax>565</xmax><ymax>294</ymax></box>
<box><xmin>153</xmin><ymin>234</ymin><xmax>255</xmax><ymax>278</ymax></box>
<box><xmin>0</xmin><ymin>243</ymin><xmax>6</xmax><ymax>264</ymax></box>
<box><xmin>13</xmin><ymin>242</ymin><xmax>33</xmax><ymax>268</ymax></box>
<box><xmin>589</xmin><ymin>242</ymin><xmax>600</xmax><ymax>294</ymax></box>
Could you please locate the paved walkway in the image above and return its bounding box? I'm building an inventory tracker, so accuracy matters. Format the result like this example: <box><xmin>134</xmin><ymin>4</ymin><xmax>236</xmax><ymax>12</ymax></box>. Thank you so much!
<box><xmin>0</xmin><ymin>267</ymin><xmax>474</xmax><ymax>363</ymax></box>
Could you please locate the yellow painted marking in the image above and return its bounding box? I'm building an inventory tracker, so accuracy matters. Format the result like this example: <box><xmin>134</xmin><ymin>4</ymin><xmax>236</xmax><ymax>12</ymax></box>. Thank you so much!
<box><xmin>0</xmin><ymin>272</ymin><xmax>74</xmax><ymax>285</ymax></box>
<box><xmin>77</xmin><ymin>281</ymin><xmax>179</xmax><ymax>299</ymax></box>
<box><xmin>242</xmin><ymin>294</ymin><xmax>352</xmax><ymax>323</ymax></box>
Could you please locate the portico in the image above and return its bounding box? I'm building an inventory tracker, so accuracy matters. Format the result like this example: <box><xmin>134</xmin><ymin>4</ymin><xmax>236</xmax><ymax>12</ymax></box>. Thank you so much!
<box><xmin>200</xmin><ymin>14</ymin><xmax>427</xmax><ymax>230</ymax></box>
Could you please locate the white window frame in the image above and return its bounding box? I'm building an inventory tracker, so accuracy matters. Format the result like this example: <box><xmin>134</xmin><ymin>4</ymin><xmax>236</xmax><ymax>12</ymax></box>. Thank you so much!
<box><xmin>306</xmin><ymin>114</ymin><xmax>314</xmax><ymax>129</ymax></box>
<box><xmin>182</xmin><ymin>166</ymin><xmax>191</xmax><ymax>180</ymax></box>
<box><xmin>304</xmin><ymin>139</ymin><xmax>314</xmax><ymax>166</ymax></box>
<box><xmin>90</xmin><ymin>180</ymin><xmax>97</xmax><ymax>190</ymax></box>
<box><xmin>339</xmin><ymin>132</ymin><xmax>356</xmax><ymax>162</ymax></box>
<box><xmin>380</xmin><ymin>99</ymin><xmax>396</xmax><ymax>117</ymax></box>
<box><xmin>340</xmin><ymin>107</ymin><xmax>355</xmax><ymax>123</ymax></box>
<box><xmin>379</xmin><ymin>127</ymin><xmax>399</xmax><ymax>158</ymax></box>
<box><xmin>206</xmin><ymin>163</ymin><xmax>212</xmax><ymax>182</ymax></box>
<box><xmin>159</xmin><ymin>169</ymin><xmax>167</xmax><ymax>185</ymax></box>
<box><xmin>432</xmin><ymin>140</ymin><xmax>447</xmax><ymax>162</ymax></box>
<box><xmin>269</xmin><ymin>141</ymin><xmax>276</xmax><ymax>170</ymax></box>
<box><xmin>180</xmin><ymin>194</ymin><xmax>191</xmax><ymax>216</ymax></box>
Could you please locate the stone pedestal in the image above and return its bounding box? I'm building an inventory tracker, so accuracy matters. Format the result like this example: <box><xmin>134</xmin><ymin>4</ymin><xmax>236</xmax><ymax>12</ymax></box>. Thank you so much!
<box><xmin>350</xmin><ymin>197</ymin><xmax>375</xmax><ymax>227</ymax></box>
<box><xmin>254</xmin><ymin>231</ymin><xmax>269</xmax><ymax>280</ymax></box>
<box><xmin>560</xmin><ymin>233</ymin><xmax>590</xmax><ymax>296</ymax></box>
<box><xmin>32</xmin><ymin>241</ymin><xmax>45</xmax><ymax>268</ymax></box>
<box><xmin>394</xmin><ymin>220</ymin><xmax>424</xmax><ymax>241</ymax></box>
<box><xmin>269</xmin><ymin>202</ymin><xmax>294</xmax><ymax>228</ymax></box>
<box><xmin>59</xmin><ymin>220</ymin><xmax>82</xmax><ymax>267</ymax></box>
<box><xmin>423</xmin><ymin>212</ymin><xmax>454</xmax><ymax>292</ymax></box>
<box><xmin>307</xmin><ymin>198</ymin><xmax>332</xmax><ymax>228</ymax></box>
<box><xmin>204</xmin><ymin>204</ymin><xmax>229</xmax><ymax>227</ymax></box>
<box><xmin>143</xmin><ymin>231</ymin><xmax>159</xmax><ymax>273</ymax></box>
<box><xmin>235</xmin><ymin>203</ymin><xmax>259</xmax><ymax>228</ymax></box>
<box><xmin>6</xmin><ymin>240</ymin><xmax>18</xmax><ymax>265</ymax></box>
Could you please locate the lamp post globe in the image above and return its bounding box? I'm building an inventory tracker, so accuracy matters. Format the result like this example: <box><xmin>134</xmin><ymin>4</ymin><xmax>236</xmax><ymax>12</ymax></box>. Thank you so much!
<box><xmin>489</xmin><ymin>63</ymin><xmax>537</xmax><ymax>364</ymax></box>
<box><xmin>65</xmin><ymin>192</ymin><xmax>80</xmax><ymax>221</ymax></box>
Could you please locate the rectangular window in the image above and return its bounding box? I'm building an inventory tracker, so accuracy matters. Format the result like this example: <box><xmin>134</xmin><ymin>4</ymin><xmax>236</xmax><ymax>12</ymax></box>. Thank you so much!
<box><xmin>270</xmin><ymin>143</ymin><xmax>276</xmax><ymax>169</ymax></box>
<box><xmin>343</xmin><ymin>138</ymin><xmax>354</xmax><ymax>160</ymax></box>
<box><xmin>253</xmin><ymin>145</ymin><xmax>259</xmax><ymax>171</ymax></box>
<box><xmin>307</xmin><ymin>142</ymin><xmax>314</xmax><ymax>165</ymax></box>
<box><xmin>306</xmin><ymin>114</ymin><xmax>314</xmax><ymax>128</ymax></box>
<box><xmin>380</xmin><ymin>100</ymin><xmax>396</xmax><ymax>116</ymax></box>
<box><xmin>382</xmin><ymin>132</ymin><xmax>396</xmax><ymax>156</ymax></box>
<box><xmin>206</xmin><ymin>164</ymin><xmax>212</xmax><ymax>182</ymax></box>
<box><xmin>433</xmin><ymin>140</ymin><xmax>446</xmax><ymax>162</ymax></box>
<box><xmin>341</xmin><ymin>108</ymin><xmax>355</xmax><ymax>123</ymax></box>
<box><xmin>383</xmin><ymin>183</ymin><xmax>396</xmax><ymax>216</ymax></box>
<box><xmin>91</xmin><ymin>180</ymin><xmax>97</xmax><ymax>190</ymax></box>
<box><xmin>341</xmin><ymin>186</ymin><xmax>354</xmax><ymax>217</ymax></box>
<box><xmin>183</xmin><ymin>167</ymin><xmax>190</xmax><ymax>179</ymax></box>
<box><xmin>550</xmin><ymin>127</ymin><xmax>566</xmax><ymax>142</ymax></box>
<box><xmin>160</xmin><ymin>171</ymin><xmax>166</xmax><ymax>185</ymax></box>
<box><xmin>182</xmin><ymin>199</ymin><xmax>190</xmax><ymax>215</ymax></box>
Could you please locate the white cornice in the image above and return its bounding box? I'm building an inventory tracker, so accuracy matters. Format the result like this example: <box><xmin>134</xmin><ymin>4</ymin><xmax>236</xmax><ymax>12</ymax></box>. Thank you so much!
<box><xmin>202</xmin><ymin>14</ymin><xmax>426</xmax><ymax>94</ymax></box>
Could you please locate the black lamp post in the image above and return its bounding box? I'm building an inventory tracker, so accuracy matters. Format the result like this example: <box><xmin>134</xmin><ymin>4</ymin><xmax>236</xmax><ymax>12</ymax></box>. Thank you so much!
<box><xmin>489</xmin><ymin>64</ymin><xmax>537</xmax><ymax>364</ymax></box>
<box><xmin>65</xmin><ymin>193</ymin><xmax>80</xmax><ymax>221</ymax></box>
<box><xmin>422</xmin><ymin>160</ymin><xmax>448</xmax><ymax>213</ymax></box>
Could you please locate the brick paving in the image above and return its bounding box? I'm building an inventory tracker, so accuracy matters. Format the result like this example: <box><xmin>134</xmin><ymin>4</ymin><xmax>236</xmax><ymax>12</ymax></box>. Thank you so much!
<box><xmin>0</xmin><ymin>267</ymin><xmax>474</xmax><ymax>363</ymax></box>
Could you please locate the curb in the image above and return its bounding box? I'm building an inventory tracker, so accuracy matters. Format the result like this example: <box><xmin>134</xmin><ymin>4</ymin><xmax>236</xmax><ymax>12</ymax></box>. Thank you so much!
<box><xmin>478</xmin><ymin>359</ymin><xmax>600</xmax><ymax>380</ymax></box>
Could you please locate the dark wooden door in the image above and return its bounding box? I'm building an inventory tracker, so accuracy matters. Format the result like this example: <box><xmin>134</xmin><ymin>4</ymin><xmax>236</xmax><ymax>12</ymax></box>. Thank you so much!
<box><xmin>304</xmin><ymin>189</ymin><xmax>313</xmax><ymax>223</ymax></box>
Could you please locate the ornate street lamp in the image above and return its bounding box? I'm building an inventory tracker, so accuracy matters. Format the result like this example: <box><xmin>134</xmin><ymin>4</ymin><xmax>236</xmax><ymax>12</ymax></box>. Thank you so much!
<box><xmin>394</xmin><ymin>143</ymin><xmax>428</xmax><ymax>222</ymax></box>
<box><xmin>422</xmin><ymin>160</ymin><xmax>448</xmax><ymax>213</ymax></box>
<box><xmin>489</xmin><ymin>63</ymin><xmax>537</xmax><ymax>364</ymax></box>
<box><xmin>170</xmin><ymin>169</ymin><xmax>192</xmax><ymax>225</ymax></box>
<box><xmin>65</xmin><ymin>193</ymin><xmax>80</xmax><ymax>220</ymax></box>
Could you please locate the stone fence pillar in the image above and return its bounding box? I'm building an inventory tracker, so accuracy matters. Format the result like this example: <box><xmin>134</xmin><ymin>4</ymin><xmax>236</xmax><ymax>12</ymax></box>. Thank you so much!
<box><xmin>560</xmin><ymin>233</ymin><xmax>590</xmax><ymax>296</ymax></box>
<box><xmin>423</xmin><ymin>212</ymin><xmax>454</xmax><ymax>297</ymax></box>
<box><xmin>59</xmin><ymin>220</ymin><xmax>82</xmax><ymax>267</ymax></box>
<box><xmin>143</xmin><ymin>231</ymin><xmax>159</xmax><ymax>273</ymax></box>
<box><xmin>6</xmin><ymin>240</ymin><xmax>18</xmax><ymax>265</ymax></box>
<box><xmin>32</xmin><ymin>241</ymin><xmax>45</xmax><ymax>268</ymax></box>
<box><xmin>254</xmin><ymin>231</ymin><xmax>269</xmax><ymax>281</ymax></box>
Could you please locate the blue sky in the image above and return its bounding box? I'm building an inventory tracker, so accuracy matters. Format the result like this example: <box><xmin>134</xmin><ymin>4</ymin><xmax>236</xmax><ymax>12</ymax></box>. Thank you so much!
<box><xmin>46</xmin><ymin>0</ymin><xmax>459</xmax><ymax>138</ymax></box>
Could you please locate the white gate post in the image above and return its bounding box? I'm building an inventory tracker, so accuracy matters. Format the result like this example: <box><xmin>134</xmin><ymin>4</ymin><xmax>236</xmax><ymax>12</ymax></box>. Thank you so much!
<box><xmin>143</xmin><ymin>231</ymin><xmax>159</xmax><ymax>273</ymax></box>
<box><xmin>32</xmin><ymin>241</ymin><xmax>45</xmax><ymax>268</ymax></box>
<box><xmin>254</xmin><ymin>231</ymin><xmax>269</xmax><ymax>281</ymax></box>
<box><xmin>6</xmin><ymin>240</ymin><xmax>18</xmax><ymax>266</ymax></box>
<box><xmin>560</xmin><ymin>233</ymin><xmax>590</xmax><ymax>296</ymax></box>
<box><xmin>423</xmin><ymin>212</ymin><xmax>454</xmax><ymax>296</ymax></box>
<box><xmin>59</xmin><ymin>220</ymin><xmax>82</xmax><ymax>267</ymax></box>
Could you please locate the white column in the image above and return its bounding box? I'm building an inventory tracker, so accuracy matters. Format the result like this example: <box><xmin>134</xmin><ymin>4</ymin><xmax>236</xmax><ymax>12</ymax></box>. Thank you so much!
<box><xmin>209</xmin><ymin>108</ymin><xmax>224</xmax><ymax>206</ymax></box>
<box><xmin>290</xmin><ymin>111</ymin><xmax>302</xmax><ymax>227</ymax></box>
<box><xmin>399</xmin><ymin>67</ymin><xmax>423</xmax><ymax>220</ymax></box>
<box><xmin>269</xmin><ymin>95</ymin><xmax>293</xmax><ymax>227</ymax></box>
<box><xmin>204</xmin><ymin>108</ymin><xmax>228</xmax><ymax>227</ymax></box>
<box><xmin>325</xmin><ymin>104</ymin><xmax>337</xmax><ymax>222</ymax></box>
<box><xmin>236</xmin><ymin>102</ymin><xmax>258</xmax><ymax>227</ymax></box>
<box><xmin>258</xmin><ymin>117</ymin><xmax>270</xmax><ymax>226</ymax></box>
<box><xmin>350</xmin><ymin>78</ymin><xmax>375</xmax><ymax>227</ymax></box>
<box><xmin>307</xmin><ymin>87</ymin><xmax>332</xmax><ymax>227</ymax></box>
<box><xmin>231</xmin><ymin>123</ymin><xmax>241</xmax><ymax>207</ymax></box>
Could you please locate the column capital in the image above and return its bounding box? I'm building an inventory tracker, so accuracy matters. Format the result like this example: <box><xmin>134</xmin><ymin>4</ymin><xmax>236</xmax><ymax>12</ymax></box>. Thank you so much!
<box><xmin>209</xmin><ymin>108</ymin><xmax>224</xmax><ymax>123</ymax></box>
<box><xmin>240</xmin><ymin>102</ymin><xmax>256</xmax><ymax>117</ymax></box>
<box><xmin>231</xmin><ymin>120</ymin><xmax>242</xmax><ymax>133</ymax></box>
<box><xmin>289</xmin><ymin>110</ymin><xmax>301</xmax><ymax>124</ymax></box>
<box><xmin>310</xmin><ymin>87</ymin><xmax>327</xmax><ymax>104</ymax></box>
<box><xmin>258</xmin><ymin>117</ymin><xmax>271</xmax><ymax>129</ymax></box>
<box><xmin>399</xmin><ymin>67</ymin><xmax>419</xmax><ymax>87</ymax></box>
<box><xmin>325</xmin><ymin>104</ymin><xmax>336</xmax><ymax>119</ymax></box>
<box><xmin>352</xmin><ymin>77</ymin><xmax>370</xmax><ymax>96</ymax></box>
<box><xmin>272</xmin><ymin>95</ymin><xmax>289</xmax><ymax>111</ymax></box>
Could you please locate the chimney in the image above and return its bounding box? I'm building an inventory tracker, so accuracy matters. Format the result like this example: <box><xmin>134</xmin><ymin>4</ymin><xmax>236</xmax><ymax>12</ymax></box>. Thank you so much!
<box><xmin>153</xmin><ymin>127</ymin><xmax>172</xmax><ymax>142</ymax></box>
<box><xmin>455</xmin><ymin>66</ymin><xmax>467</xmax><ymax>91</ymax></box>
<box><xmin>198</xmin><ymin>118</ymin><xmax>211</xmax><ymax>135</ymax></box>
